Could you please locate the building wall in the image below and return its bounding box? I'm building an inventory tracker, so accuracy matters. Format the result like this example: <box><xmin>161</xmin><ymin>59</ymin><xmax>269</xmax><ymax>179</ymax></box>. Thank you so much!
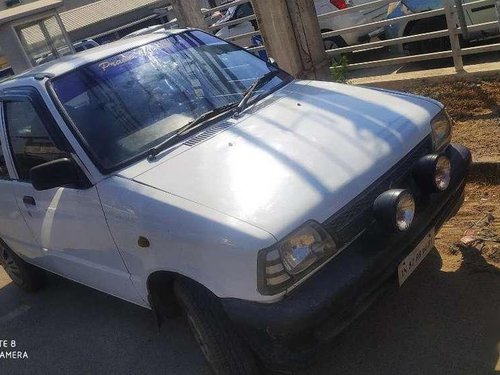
<box><xmin>60</xmin><ymin>0</ymin><xmax>170</xmax><ymax>43</ymax></box>
<box><xmin>0</xmin><ymin>0</ymin><xmax>232</xmax><ymax>70</ymax></box>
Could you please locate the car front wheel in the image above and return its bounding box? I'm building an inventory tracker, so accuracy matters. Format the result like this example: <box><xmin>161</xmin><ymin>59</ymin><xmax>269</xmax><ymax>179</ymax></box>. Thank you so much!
<box><xmin>174</xmin><ymin>279</ymin><xmax>259</xmax><ymax>375</ymax></box>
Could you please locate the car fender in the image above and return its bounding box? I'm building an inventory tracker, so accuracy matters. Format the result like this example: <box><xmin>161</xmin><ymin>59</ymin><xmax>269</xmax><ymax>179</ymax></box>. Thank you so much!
<box><xmin>97</xmin><ymin>176</ymin><xmax>280</xmax><ymax>305</ymax></box>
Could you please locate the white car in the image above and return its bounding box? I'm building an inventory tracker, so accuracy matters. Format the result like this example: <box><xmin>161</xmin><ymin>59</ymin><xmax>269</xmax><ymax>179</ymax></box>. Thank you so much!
<box><xmin>386</xmin><ymin>0</ymin><xmax>500</xmax><ymax>54</ymax></box>
<box><xmin>315</xmin><ymin>0</ymin><xmax>389</xmax><ymax>49</ymax></box>
<box><xmin>0</xmin><ymin>30</ymin><xmax>470</xmax><ymax>374</ymax></box>
<box><xmin>215</xmin><ymin>0</ymin><xmax>389</xmax><ymax>49</ymax></box>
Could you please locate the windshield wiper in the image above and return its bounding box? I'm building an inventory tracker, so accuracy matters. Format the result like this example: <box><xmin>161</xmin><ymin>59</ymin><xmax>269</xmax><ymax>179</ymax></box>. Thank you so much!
<box><xmin>147</xmin><ymin>102</ymin><xmax>237</xmax><ymax>160</ymax></box>
<box><xmin>234</xmin><ymin>70</ymin><xmax>280</xmax><ymax>116</ymax></box>
<box><xmin>176</xmin><ymin>102</ymin><xmax>238</xmax><ymax>137</ymax></box>
<box><xmin>146</xmin><ymin>71</ymin><xmax>280</xmax><ymax>160</ymax></box>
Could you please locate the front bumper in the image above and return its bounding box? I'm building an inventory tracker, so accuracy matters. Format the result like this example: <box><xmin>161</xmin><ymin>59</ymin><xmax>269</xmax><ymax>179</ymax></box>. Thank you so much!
<box><xmin>222</xmin><ymin>144</ymin><xmax>471</xmax><ymax>360</ymax></box>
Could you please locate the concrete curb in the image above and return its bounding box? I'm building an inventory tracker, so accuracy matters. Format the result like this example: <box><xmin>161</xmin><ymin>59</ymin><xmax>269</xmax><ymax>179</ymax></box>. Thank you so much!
<box><xmin>348</xmin><ymin>61</ymin><xmax>500</xmax><ymax>90</ymax></box>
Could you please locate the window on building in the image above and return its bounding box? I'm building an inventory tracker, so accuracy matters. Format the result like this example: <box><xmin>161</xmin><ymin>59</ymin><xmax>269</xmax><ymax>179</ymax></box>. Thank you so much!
<box><xmin>16</xmin><ymin>16</ymin><xmax>72</xmax><ymax>66</ymax></box>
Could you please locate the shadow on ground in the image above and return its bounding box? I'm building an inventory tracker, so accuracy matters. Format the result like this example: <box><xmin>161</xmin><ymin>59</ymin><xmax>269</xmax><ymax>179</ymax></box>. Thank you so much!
<box><xmin>304</xmin><ymin>246</ymin><xmax>499</xmax><ymax>375</ymax></box>
<box><xmin>0</xmin><ymin>244</ymin><xmax>498</xmax><ymax>375</ymax></box>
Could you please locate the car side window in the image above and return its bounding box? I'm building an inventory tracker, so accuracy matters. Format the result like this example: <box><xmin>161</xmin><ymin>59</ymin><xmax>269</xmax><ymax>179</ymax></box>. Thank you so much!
<box><xmin>0</xmin><ymin>137</ymin><xmax>9</xmax><ymax>178</ymax></box>
<box><xmin>4</xmin><ymin>101</ymin><xmax>67</xmax><ymax>181</ymax></box>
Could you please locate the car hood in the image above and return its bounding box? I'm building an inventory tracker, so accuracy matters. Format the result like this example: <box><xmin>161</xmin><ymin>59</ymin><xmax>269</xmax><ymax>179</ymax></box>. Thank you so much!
<box><xmin>131</xmin><ymin>80</ymin><xmax>441</xmax><ymax>239</ymax></box>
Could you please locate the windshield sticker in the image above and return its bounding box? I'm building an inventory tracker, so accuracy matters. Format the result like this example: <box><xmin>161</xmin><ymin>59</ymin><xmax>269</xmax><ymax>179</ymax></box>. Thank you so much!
<box><xmin>98</xmin><ymin>52</ymin><xmax>141</xmax><ymax>72</ymax></box>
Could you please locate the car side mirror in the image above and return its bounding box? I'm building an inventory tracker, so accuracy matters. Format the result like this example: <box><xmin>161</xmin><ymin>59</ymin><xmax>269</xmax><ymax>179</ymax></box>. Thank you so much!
<box><xmin>30</xmin><ymin>158</ymin><xmax>80</xmax><ymax>191</ymax></box>
<box><xmin>267</xmin><ymin>57</ymin><xmax>278</xmax><ymax>68</ymax></box>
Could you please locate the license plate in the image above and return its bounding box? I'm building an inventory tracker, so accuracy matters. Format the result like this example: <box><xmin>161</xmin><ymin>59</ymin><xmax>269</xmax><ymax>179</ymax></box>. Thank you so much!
<box><xmin>398</xmin><ymin>229</ymin><xmax>435</xmax><ymax>286</ymax></box>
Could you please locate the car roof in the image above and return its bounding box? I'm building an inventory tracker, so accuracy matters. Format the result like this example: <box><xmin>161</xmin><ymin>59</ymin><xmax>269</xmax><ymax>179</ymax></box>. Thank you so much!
<box><xmin>0</xmin><ymin>29</ymin><xmax>187</xmax><ymax>88</ymax></box>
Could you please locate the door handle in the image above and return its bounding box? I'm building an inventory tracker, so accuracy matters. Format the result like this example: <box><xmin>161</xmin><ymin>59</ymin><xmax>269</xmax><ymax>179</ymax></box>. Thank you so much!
<box><xmin>22</xmin><ymin>196</ymin><xmax>36</xmax><ymax>206</ymax></box>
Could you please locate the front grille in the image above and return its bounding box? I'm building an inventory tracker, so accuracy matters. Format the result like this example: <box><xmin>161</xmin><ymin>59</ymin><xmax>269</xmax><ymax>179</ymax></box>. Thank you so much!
<box><xmin>323</xmin><ymin>136</ymin><xmax>432</xmax><ymax>246</ymax></box>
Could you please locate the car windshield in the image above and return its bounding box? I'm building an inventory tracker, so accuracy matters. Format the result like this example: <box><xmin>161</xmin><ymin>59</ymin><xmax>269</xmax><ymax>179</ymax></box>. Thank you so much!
<box><xmin>51</xmin><ymin>30</ymin><xmax>290</xmax><ymax>172</ymax></box>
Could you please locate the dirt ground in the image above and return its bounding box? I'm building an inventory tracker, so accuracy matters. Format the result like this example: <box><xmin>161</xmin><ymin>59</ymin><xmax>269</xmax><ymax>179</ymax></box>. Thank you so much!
<box><xmin>404</xmin><ymin>79</ymin><xmax>500</xmax><ymax>272</ymax></box>
<box><xmin>407</xmin><ymin>78</ymin><xmax>500</xmax><ymax>161</ymax></box>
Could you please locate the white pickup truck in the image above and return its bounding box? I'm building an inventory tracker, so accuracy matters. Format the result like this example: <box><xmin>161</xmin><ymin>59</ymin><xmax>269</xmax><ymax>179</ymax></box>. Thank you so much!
<box><xmin>0</xmin><ymin>30</ymin><xmax>470</xmax><ymax>374</ymax></box>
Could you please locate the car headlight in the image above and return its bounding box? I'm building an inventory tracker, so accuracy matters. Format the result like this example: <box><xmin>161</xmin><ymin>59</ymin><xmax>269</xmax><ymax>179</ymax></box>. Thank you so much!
<box><xmin>414</xmin><ymin>154</ymin><xmax>452</xmax><ymax>192</ymax></box>
<box><xmin>431</xmin><ymin>110</ymin><xmax>452</xmax><ymax>151</ymax></box>
<box><xmin>258</xmin><ymin>221</ymin><xmax>337</xmax><ymax>295</ymax></box>
<box><xmin>373</xmin><ymin>189</ymin><xmax>415</xmax><ymax>232</ymax></box>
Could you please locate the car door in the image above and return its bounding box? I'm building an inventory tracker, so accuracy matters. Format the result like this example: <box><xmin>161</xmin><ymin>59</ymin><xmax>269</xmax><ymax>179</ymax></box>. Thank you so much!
<box><xmin>0</xmin><ymin>104</ymin><xmax>44</xmax><ymax>264</ymax></box>
<box><xmin>465</xmin><ymin>2</ymin><xmax>498</xmax><ymax>28</ymax></box>
<box><xmin>1</xmin><ymin>90</ymin><xmax>143</xmax><ymax>305</ymax></box>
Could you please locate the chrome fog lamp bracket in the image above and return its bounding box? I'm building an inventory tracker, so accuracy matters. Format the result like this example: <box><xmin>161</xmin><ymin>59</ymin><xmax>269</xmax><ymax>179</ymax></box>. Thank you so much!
<box><xmin>373</xmin><ymin>189</ymin><xmax>416</xmax><ymax>232</ymax></box>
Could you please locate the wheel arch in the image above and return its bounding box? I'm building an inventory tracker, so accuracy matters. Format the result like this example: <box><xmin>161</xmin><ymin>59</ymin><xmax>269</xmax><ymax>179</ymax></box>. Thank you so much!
<box><xmin>146</xmin><ymin>270</ymin><xmax>180</xmax><ymax>319</ymax></box>
<box><xmin>146</xmin><ymin>270</ymin><xmax>218</xmax><ymax>324</ymax></box>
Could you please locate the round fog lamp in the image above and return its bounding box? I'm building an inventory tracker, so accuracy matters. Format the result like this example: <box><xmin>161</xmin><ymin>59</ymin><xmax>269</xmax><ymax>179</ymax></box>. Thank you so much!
<box><xmin>395</xmin><ymin>191</ymin><xmax>415</xmax><ymax>231</ymax></box>
<box><xmin>374</xmin><ymin>189</ymin><xmax>416</xmax><ymax>232</ymax></box>
<box><xmin>434</xmin><ymin>156</ymin><xmax>451</xmax><ymax>191</ymax></box>
<box><xmin>414</xmin><ymin>154</ymin><xmax>452</xmax><ymax>192</ymax></box>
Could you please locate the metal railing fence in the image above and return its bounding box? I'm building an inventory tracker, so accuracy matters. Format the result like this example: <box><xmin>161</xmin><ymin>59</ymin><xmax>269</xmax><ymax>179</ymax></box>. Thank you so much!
<box><xmin>201</xmin><ymin>0</ymin><xmax>266</xmax><ymax>53</ymax></box>
<box><xmin>320</xmin><ymin>0</ymin><xmax>500</xmax><ymax>71</ymax></box>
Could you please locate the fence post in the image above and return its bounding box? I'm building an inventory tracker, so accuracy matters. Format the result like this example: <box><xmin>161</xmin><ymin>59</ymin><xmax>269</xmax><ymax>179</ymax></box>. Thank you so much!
<box><xmin>251</xmin><ymin>0</ymin><xmax>304</xmax><ymax>77</ymax></box>
<box><xmin>171</xmin><ymin>0</ymin><xmax>207</xmax><ymax>30</ymax></box>
<box><xmin>286</xmin><ymin>0</ymin><xmax>329</xmax><ymax>79</ymax></box>
<box><xmin>454</xmin><ymin>0</ymin><xmax>468</xmax><ymax>40</ymax></box>
<box><xmin>444</xmin><ymin>0</ymin><xmax>464</xmax><ymax>72</ymax></box>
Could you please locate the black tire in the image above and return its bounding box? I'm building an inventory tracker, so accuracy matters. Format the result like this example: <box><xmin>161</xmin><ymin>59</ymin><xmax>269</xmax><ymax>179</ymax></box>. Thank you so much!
<box><xmin>0</xmin><ymin>239</ymin><xmax>45</xmax><ymax>292</ymax></box>
<box><xmin>323</xmin><ymin>37</ymin><xmax>340</xmax><ymax>51</ymax></box>
<box><xmin>174</xmin><ymin>279</ymin><xmax>259</xmax><ymax>375</ymax></box>
<box><xmin>322</xmin><ymin>33</ymin><xmax>347</xmax><ymax>64</ymax></box>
